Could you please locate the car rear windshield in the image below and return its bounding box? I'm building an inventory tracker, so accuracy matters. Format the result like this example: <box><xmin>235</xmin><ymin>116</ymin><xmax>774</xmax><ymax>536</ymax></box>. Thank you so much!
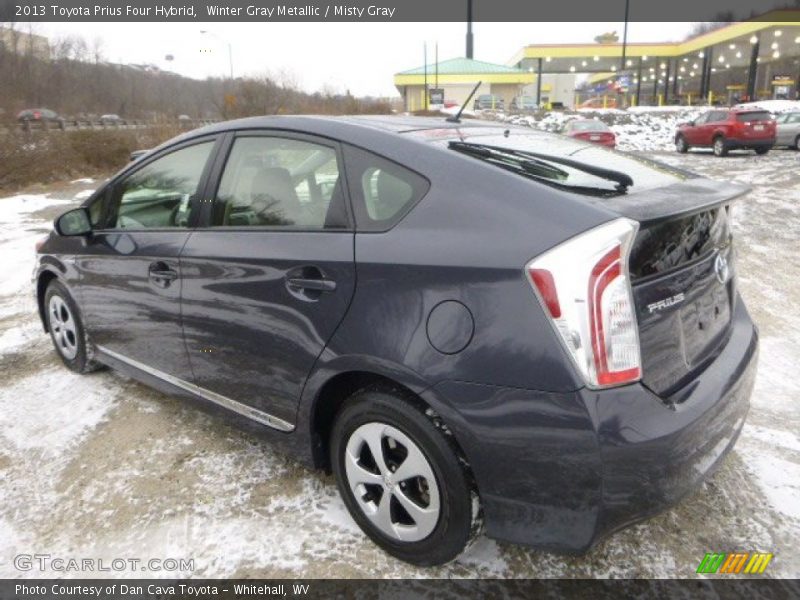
<box><xmin>736</xmin><ymin>111</ymin><xmax>771</xmax><ymax>122</ymax></box>
<box><xmin>570</xmin><ymin>121</ymin><xmax>609</xmax><ymax>132</ymax></box>
<box><xmin>441</xmin><ymin>132</ymin><xmax>687</xmax><ymax>197</ymax></box>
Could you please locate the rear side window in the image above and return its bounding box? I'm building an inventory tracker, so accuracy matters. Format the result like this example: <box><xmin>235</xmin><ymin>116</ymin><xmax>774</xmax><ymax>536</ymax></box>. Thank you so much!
<box><xmin>343</xmin><ymin>145</ymin><xmax>429</xmax><ymax>232</ymax></box>
<box><xmin>736</xmin><ymin>111</ymin><xmax>771</xmax><ymax>122</ymax></box>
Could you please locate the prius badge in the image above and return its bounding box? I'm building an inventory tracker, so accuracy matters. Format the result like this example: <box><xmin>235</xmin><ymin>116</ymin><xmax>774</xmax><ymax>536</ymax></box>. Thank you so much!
<box><xmin>647</xmin><ymin>293</ymin><xmax>685</xmax><ymax>314</ymax></box>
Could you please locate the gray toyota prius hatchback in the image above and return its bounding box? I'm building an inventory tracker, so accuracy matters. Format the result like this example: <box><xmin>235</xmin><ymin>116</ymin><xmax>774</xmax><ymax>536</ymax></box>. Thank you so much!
<box><xmin>35</xmin><ymin>116</ymin><xmax>758</xmax><ymax>565</ymax></box>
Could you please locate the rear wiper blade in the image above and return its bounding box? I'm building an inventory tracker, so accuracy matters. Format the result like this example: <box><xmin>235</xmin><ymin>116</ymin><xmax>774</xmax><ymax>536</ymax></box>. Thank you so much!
<box><xmin>450</xmin><ymin>143</ymin><xmax>621</xmax><ymax>197</ymax></box>
<box><xmin>449</xmin><ymin>141</ymin><xmax>633</xmax><ymax>192</ymax></box>
<box><xmin>449</xmin><ymin>142</ymin><xmax>569</xmax><ymax>181</ymax></box>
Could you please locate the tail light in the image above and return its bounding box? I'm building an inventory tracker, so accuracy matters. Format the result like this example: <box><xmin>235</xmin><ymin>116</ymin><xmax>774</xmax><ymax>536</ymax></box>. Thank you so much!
<box><xmin>525</xmin><ymin>218</ymin><xmax>641</xmax><ymax>389</ymax></box>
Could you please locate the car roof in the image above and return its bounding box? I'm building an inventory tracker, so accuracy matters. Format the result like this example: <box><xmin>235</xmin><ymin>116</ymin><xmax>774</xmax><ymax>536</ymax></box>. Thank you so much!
<box><xmin>181</xmin><ymin>114</ymin><xmax>507</xmax><ymax>140</ymax></box>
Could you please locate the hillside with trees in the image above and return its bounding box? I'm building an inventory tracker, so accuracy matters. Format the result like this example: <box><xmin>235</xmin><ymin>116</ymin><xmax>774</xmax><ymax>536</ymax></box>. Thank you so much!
<box><xmin>0</xmin><ymin>25</ymin><xmax>392</xmax><ymax>121</ymax></box>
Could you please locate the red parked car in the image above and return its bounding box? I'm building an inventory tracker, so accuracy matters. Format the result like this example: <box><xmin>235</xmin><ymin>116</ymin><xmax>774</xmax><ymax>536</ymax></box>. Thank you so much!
<box><xmin>675</xmin><ymin>108</ymin><xmax>776</xmax><ymax>156</ymax></box>
<box><xmin>563</xmin><ymin>119</ymin><xmax>616</xmax><ymax>148</ymax></box>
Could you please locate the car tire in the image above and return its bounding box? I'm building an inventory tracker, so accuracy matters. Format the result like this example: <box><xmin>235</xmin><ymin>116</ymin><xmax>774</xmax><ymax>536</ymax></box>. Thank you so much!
<box><xmin>713</xmin><ymin>136</ymin><xmax>728</xmax><ymax>157</ymax></box>
<box><xmin>675</xmin><ymin>135</ymin><xmax>689</xmax><ymax>153</ymax></box>
<box><xmin>44</xmin><ymin>280</ymin><xmax>101</xmax><ymax>374</ymax></box>
<box><xmin>330</xmin><ymin>387</ymin><xmax>478</xmax><ymax>566</ymax></box>
<box><xmin>754</xmin><ymin>147</ymin><xmax>769</xmax><ymax>155</ymax></box>
<box><xmin>794</xmin><ymin>135</ymin><xmax>800</xmax><ymax>151</ymax></box>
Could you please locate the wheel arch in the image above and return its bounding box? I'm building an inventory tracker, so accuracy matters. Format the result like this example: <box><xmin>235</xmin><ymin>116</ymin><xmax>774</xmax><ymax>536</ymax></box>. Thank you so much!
<box><xmin>36</xmin><ymin>267</ymin><xmax>61</xmax><ymax>332</ymax></box>
<box><xmin>305</xmin><ymin>366</ymin><xmax>473</xmax><ymax>483</ymax></box>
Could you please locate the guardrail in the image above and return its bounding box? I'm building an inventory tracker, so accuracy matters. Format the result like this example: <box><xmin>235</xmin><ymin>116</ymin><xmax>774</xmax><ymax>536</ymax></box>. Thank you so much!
<box><xmin>0</xmin><ymin>118</ymin><xmax>221</xmax><ymax>135</ymax></box>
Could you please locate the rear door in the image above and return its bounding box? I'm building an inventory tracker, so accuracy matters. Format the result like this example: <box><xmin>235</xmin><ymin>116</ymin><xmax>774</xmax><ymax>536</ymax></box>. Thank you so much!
<box><xmin>76</xmin><ymin>137</ymin><xmax>219</xmax><ymax>379</ymax></box>
<box><xmin>701</xmin><ymin>110</ymin><xmax>727</xmax><ymax>145</ymax></box>
<box><xmin>178</xmin><ymin>131</ymin><xmax>355</xmax><ymax>429</ymax></box>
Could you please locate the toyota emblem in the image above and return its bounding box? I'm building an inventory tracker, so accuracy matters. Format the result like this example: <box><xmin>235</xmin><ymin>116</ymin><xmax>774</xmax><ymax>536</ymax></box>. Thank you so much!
<box><xmin>714</xmin><ymin>252</ymin><xmax>729</xmax><ymax>285</ymax></box>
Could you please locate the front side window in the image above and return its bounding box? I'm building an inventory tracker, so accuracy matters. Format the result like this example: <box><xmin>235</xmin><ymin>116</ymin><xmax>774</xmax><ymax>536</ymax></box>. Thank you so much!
<box><xmin>106</xmin><ymin>141</ymin><xmax>214</xmax><ymax>230</ymax></box>
<box><xmin>343</xmin><ymin>145</ymin><xmax>429</xmax><ymax>232</ymax></box>
<box><xmin>212</xmin><ymin>136</ymin><xmax>347</xmax><ymax>229</ymax></box>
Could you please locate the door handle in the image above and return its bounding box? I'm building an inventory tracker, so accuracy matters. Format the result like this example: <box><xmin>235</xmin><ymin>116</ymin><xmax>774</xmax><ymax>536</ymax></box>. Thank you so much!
<box><xmin>286</xmin><ymin>277</ymin><xmax>336</xmax><ymax>292</ymax></box>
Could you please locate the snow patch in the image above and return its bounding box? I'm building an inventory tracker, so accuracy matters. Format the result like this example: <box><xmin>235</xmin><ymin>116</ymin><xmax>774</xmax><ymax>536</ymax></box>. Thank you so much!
<box><xmin>0</xmin><ymin>368</ymin><xmax>120</xmax><ymax>456</ymax></box>
<box><xmin>734</xmin><ymin>99</ymin><xmax>800</xmax><ymax>114</ymax></box>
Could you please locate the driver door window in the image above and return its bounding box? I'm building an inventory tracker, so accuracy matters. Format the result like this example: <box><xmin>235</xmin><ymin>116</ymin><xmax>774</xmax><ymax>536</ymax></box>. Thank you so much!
<box><xmin>106</xmin><ymin>141</ymin><xmax>215</xmax><ymax>230</ymax></box>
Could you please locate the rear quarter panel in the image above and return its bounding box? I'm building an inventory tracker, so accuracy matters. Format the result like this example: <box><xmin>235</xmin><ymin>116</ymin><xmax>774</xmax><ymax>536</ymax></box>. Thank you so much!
<box><xmin>299</xmin><ymin>136</ymin><xmax>621</xmax><ymax>420</ymax></box>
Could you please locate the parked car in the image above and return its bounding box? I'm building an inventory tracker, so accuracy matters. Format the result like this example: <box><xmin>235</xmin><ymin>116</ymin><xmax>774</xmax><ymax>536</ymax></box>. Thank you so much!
<box><xmin>774</xmin><ymin>111</ymin><xmax>800</xmax><ymax>149</ymax></box>
<box><xmin>675</xmin><ymin>108</ymin><xmax>776</xmax><ymax>156</ymax></box>
<box><xmin>473</xmin><ymin>94</ymin><xmax>504</xmax><ymax>111</ymax></box>
<box><xmin>17</xmin><ymin>108</ymin><xmax>63</xmax><ymax>124</ymax></box>
<box><xmin>36</xmin><ymin>116</ymin><xmax>758</xmax><ymax>566</ymax></box>
<box><xmin>563</xmin><ymin>119</ymin><xmax>616</xmax><ymax>148</ymax></box>
<box><xmin>509</xmin><ymin>96</ymin><xmax>538</xmax><ymax>111</ymax></box>
<box><xmin>577</xmin><ymin>97</ymin><xmax>618</xmax><ymax>109</ymax></box>
<box><xmin>100</xmin><ymin>114</ymin><xmax>123</xmax><ymax>124</ymax></box>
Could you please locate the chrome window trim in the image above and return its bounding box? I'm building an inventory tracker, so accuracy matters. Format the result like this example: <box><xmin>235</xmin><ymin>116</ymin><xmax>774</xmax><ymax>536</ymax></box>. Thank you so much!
<box><xmin>96</xmin><ymin>345</ymin><xmax>295</xmax><ymax>432</ymax></box>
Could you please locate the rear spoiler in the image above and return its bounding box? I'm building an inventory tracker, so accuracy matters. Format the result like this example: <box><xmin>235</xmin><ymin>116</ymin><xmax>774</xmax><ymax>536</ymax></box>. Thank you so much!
<box><xmin>129</xmin><ymin>149</ymin><xmax>150</xmax><ymax>162</ymax></box>
<box><xmin>599</xmin><ymin>178</ymin><xmax>751</xmax><ymax>226</ymax></box>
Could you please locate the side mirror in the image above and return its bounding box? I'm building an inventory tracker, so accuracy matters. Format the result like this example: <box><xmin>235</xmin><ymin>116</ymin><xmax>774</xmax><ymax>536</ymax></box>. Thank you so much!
<box><xmin>55</xmin><ymin>208</ymin><xmax>91</xmax><ymax>236</ymax></box>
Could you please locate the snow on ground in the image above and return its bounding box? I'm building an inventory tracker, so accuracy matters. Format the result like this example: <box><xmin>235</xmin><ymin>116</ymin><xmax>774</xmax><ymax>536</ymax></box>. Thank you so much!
<box><xmin>0</xmin><ymin>193</ymin><xmax>71</xmax><ymax>320</ymax></box>
<box><xmin>0</xmin><ymin>151</ymin><xmax>798</xmax><ymax>578</ymax></box>
<box><xmin>734</xmin><ymin>99</ymin><xmax>800</xmax><ymax>114</ymax></box>
<box><xmin>496</xmin><ymin>102</ymin><xmax>800</xmax><ymax>152</ymax></box>
<box><xmin>499</xmin><ymin>108</ymin><xmax>711</xmax><ymax>152</ymax></box>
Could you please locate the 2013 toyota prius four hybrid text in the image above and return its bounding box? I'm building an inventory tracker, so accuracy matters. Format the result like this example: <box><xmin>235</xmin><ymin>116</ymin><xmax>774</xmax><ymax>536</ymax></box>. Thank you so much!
<box><xmin>34</xmin><ymin>116</ymin><xmax>759</xmax><ymax>566</ymax></box>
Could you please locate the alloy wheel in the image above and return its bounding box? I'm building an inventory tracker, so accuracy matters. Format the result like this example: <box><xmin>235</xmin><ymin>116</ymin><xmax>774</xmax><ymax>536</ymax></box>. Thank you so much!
<box><xmin>713</xmin><ymin>138</ymin><xmax>726</xmax><ymax>156</ymax></box>
<box><xmin>49</xmin><ymin>295</ymin><xmax>78</xmax><ymax>360</ymax></box>
<box><xmin>344</xmin><ymin>422</ymin><xmax>441</xmax><ymax>542</ymax></box>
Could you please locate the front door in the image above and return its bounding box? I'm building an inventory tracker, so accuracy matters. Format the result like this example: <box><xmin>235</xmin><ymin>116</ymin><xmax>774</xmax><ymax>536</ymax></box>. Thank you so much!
<box><xmin>76</xmin><ymin>138</ymin><xmax>218</xmax><ymax>379</ymax></box>
<box><xmin>179</xmin><ymin>132</ymin><xmax>356</xmax><ymax>429</ymax></box>
<box><xmin>685</xmin><ymin>112</ymin><xmax>709</xmax><ymax>145</ymax></box>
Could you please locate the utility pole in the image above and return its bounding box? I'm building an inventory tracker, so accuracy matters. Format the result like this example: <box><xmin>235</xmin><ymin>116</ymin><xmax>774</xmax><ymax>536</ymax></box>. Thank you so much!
<box><xmin>435</xmin><ymin>42</ymin><xmax>439</xmax><ymax>90</ymax></box>
<box><xmin>466</xmin><ymin>0</ymin><xmax>474</xmax><ymax>59</ymax></box>
<box><xmin>424</xmin><ymin>42</ymin><xmax>428</xmax><ymax>110</ymax></box>
<box><xmin>620</xmin><ymin>0</ymin><xmax>630</xmax><ymax>71</ymax></box>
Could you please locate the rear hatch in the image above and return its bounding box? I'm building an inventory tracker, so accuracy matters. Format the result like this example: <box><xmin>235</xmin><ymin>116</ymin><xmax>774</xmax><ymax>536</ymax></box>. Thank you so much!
<box><xmin>444</xmin><ymin>131</ymin><xmax>749</xmax><ymax>398</ymax></box>
<box><xmin>621</xmin><ymin>181</ymin><xmax>743</xmax><ymax>396</ymax></box>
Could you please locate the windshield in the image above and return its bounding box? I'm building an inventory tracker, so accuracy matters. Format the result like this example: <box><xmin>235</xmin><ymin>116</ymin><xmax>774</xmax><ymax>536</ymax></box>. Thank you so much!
<box><xmin>570</xmin><ymin>121</ymin><xmax>609</xmax><ymax>132</ymax></box>
<box><xmin>438</xmin><ymin>130</ymin><xmax>688</xmax><ymax>196</ymax></box>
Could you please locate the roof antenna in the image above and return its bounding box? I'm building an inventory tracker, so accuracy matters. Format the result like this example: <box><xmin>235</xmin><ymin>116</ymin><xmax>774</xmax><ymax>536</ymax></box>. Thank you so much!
<box><xmin>447</xmin><ymin>80</ymin><xmax>482</xmax><ymax>123</ymax></box>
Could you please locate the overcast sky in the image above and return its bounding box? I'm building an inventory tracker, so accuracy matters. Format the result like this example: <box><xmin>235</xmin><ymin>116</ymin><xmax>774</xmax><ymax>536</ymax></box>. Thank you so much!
<box><xmin>37</xmin><ymin>22</ymin><xmax>694</xmax><ymax>97</ymax></box>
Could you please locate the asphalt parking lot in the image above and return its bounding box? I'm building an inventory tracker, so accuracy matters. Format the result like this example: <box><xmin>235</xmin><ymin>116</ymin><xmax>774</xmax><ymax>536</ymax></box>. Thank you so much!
<box><xmin>1</xmin><ymin>149</ymin><xmax>798</xmax><ymax>578</ymax></box>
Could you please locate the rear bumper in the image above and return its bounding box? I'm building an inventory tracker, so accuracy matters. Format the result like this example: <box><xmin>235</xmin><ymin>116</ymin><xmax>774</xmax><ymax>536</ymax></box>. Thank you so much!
<box><xmin>725</xmin><ymin>138</ymin><xmax>774</xmax><ymax>150</ymax></box>
<box><xmin>427</xmin><ymin>298</ymin><xmax>758</xmax><ymax>552</ymax></box>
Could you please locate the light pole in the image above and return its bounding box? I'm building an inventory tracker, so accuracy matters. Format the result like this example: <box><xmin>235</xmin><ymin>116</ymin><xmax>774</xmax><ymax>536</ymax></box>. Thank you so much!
<box><xmin>200</xmin><ymin>30</ymin><xmax>233</xmax><ymax>79</ymax></box>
